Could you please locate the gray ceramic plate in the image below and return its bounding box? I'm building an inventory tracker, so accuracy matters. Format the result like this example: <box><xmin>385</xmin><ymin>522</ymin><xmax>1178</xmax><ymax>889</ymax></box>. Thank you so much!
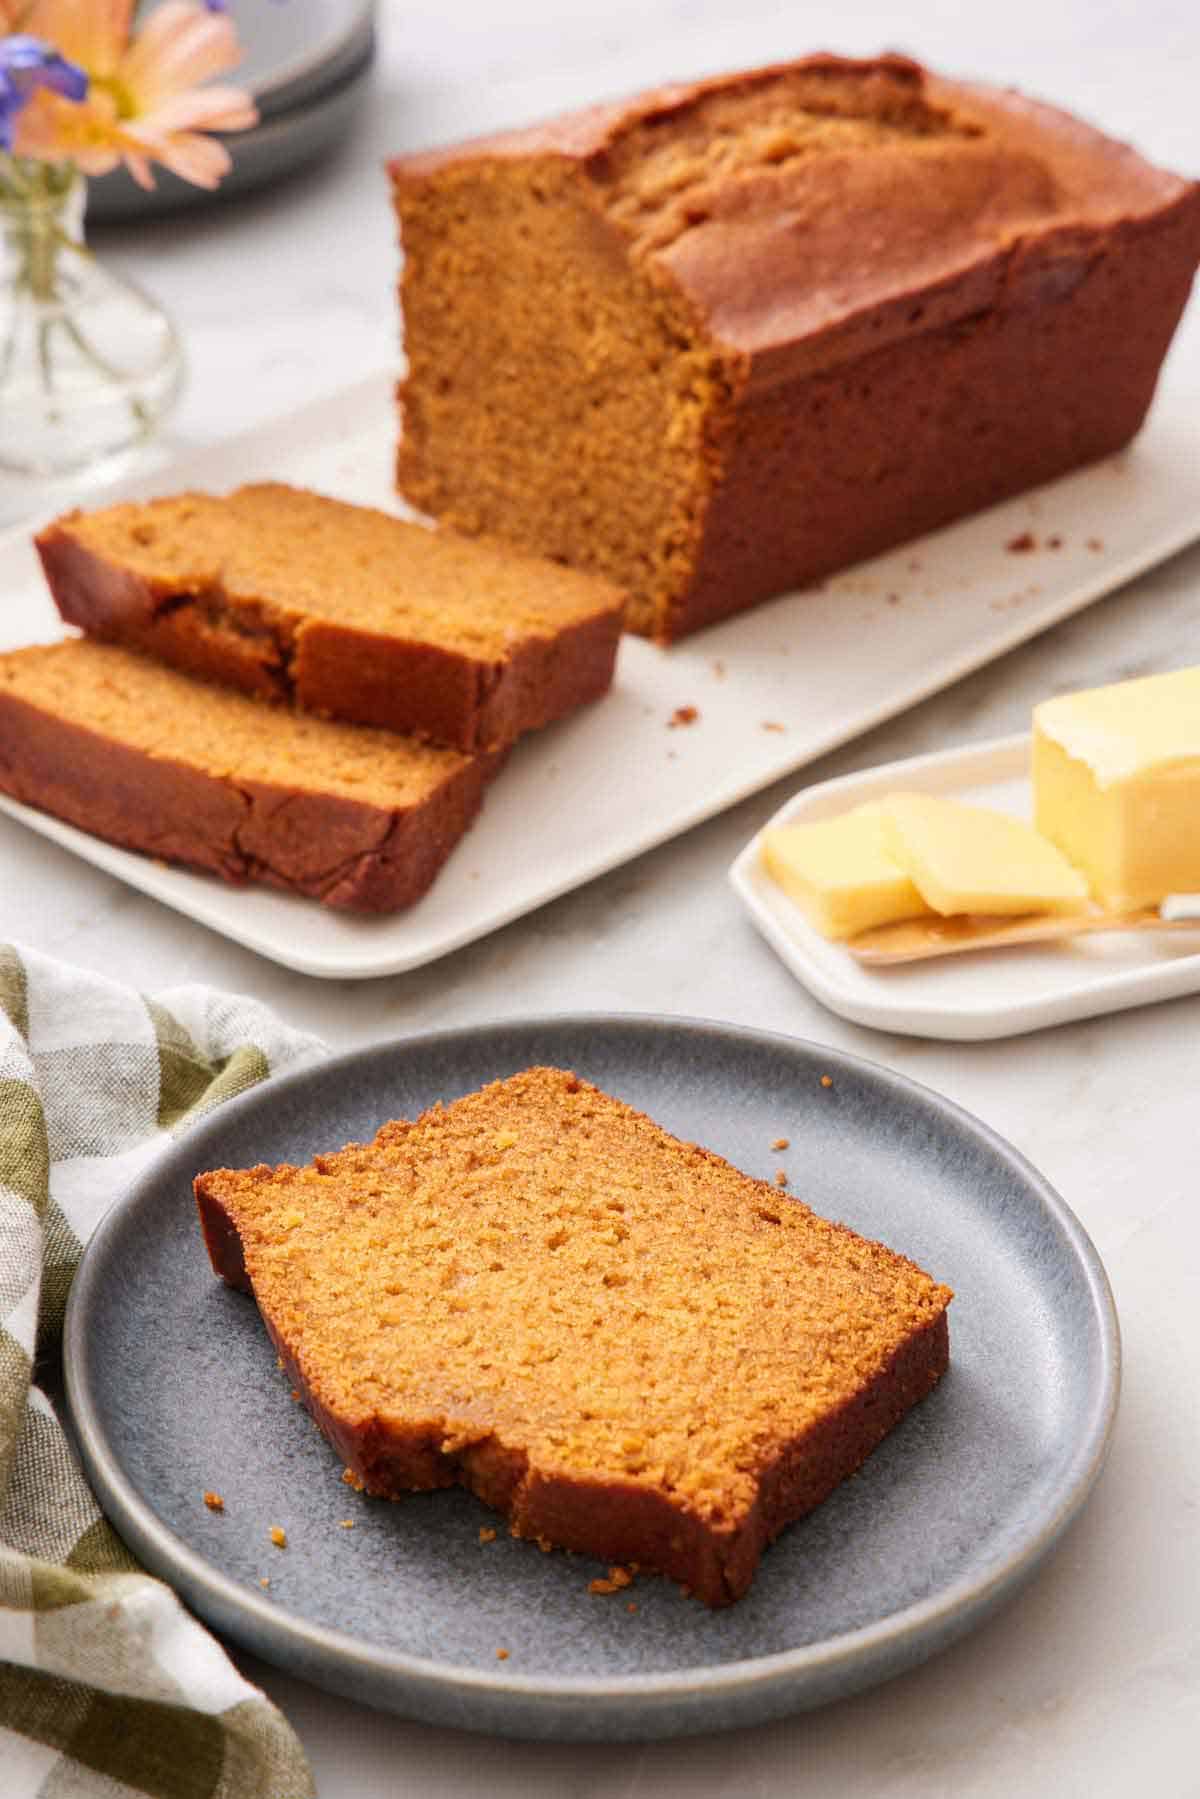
<box><xmin>226</xmin><ymin>0</ymin><xmax>377</xmax><ymax>119</ymax></box>
<box><xmin>64</xmin><ymin>1017</ymin><xmax>1119</xmax><ymax>1741</ymax></box>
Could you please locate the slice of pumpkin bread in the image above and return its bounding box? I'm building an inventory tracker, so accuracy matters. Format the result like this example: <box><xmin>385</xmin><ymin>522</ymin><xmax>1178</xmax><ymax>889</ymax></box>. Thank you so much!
<box><xmin>195</xmin><ymin>1066</ymin><xmax>952</xmax><ymax>1604</ymax></box>
<box><xmin>0</xmin><ymin>639</ymin><xmax>500</xmax><ymax>912</ymax></box>
<box><xmin>36</xmin><ymin>482</ymin><xmax>624</xmax><ymax>751</ymax></box>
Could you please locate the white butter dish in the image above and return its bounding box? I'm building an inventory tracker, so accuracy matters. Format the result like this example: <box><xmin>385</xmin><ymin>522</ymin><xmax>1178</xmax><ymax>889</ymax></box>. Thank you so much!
<box><xmin>730</xmin><ymin>735</ymin><xmax>1200</xmax><ymax>1041</ymax></box>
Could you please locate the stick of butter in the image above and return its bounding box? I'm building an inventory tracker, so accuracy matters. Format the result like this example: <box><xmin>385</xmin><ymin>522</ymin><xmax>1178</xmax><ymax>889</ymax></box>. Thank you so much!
<box><xmin>877</xmin><ymin>792</ymin><xmax>1090</xmax><ymax>916</ymax></box>
<box><xmin>760</xmin><ymin>804</ymin><xmax>935</xmax><ymax>939</ymax></box>
<box><xmin>1033</xmin><ymin>666</ymin><xmax>1200</xmax><ymax>911</ymax></box>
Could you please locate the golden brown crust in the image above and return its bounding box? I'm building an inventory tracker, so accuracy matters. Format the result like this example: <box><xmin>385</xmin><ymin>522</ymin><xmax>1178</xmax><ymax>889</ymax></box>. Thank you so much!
<box><xmin>388</xmin><ymin>54</ymin><xmax>934</xmax><ymax>177</ymax></box>
<box><xmin>664</xmin><ymin>201</ymin><xmax>1200</xmax><ymax>635</ymax></box>
<box><xmin>194</xmin><ymin>1067</ymin><xmax>952</xmax><ymax>1605</ymax></box>
<box><xmin>389</xmin><ymin>53</ymin><xmax>1200</xmax><ymax>642</ymax></box>
<box><xmin>0</xmin><ymin>640</ymin><xmax>501</xmax><ymax>912</ymax></box>
<box><xmin>36</xmin><ymin>484</ymin><xmax>624</xmax><ymax>751</ymax></box>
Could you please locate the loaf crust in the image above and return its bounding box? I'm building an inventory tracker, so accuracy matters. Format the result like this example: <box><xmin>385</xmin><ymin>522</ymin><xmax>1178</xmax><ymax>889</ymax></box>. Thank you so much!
<box><xmin>0</xmin><ymin>640</ymin><xmax>500</xmax><ymax>912</ymax></box>
<box><xmin>195</xmin><ymin>1067</ymin><xmax>952</xmax><ymax>1605</ymax></box>
<box><xmin>36</xmin><ymin>484</ymin><xmax>624</xmax><ymax>751</ymax></box>
<box><xmin>390</xmin><ymin>53</ymin><xmax>1200</xmax><ymax>640</ymax></box>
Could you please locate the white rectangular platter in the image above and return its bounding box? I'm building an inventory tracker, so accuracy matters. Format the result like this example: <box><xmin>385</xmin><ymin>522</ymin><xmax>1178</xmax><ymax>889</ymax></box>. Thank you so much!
<box><xmin>730</xmin><ymin>735</ymin><xmax>1200</xmax><ymax>1041</ymax></box>
<box><xmin>2</xmin><ymin>371</ymin><xmax>1200</xmax><ymax>980</ymax></box>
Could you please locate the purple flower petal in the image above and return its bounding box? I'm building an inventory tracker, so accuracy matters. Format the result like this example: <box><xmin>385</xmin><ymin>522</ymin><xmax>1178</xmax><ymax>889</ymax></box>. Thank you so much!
<box><xmin>0</xmin><ymin>35</ymin><xmax>89</xmax><ymax>106</ymax></box>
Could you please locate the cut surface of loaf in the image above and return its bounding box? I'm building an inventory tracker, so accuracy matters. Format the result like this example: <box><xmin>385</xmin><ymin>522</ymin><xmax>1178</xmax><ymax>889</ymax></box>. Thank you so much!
<box><xmin>36</xmin><ymin>483</ymin><xmax>624</xmax><ymax>750</ymax></box>
<box><xmin>0</xmin><ymin>639</ymin><xmax>500</xmax><ymax>911</ymax></box>
<box><xmin>390</xmin><ymin>52</ymin><xmax>1200</xmax><ymax>640</ymax></box>
<box><xmin>195</xmin><ymin>1066</ymin><xmax>952</xmax><ymax>1605</ymax></box>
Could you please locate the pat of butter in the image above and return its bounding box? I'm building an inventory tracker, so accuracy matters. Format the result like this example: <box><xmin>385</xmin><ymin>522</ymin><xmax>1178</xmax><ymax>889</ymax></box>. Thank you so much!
<box><xmin>1033</xmin><ymin>666</ymin><xmax>1200</xmax><ymax>911</ymax></box>
<box><xmin>760</xmin><ymin>804</ymin><xmax>935</xmax><ymax>939</ymax></box>
<box><xmin>877</xmin><ymin>792</ymin><xmax>1090</xmax><ymax>916</ymax></box>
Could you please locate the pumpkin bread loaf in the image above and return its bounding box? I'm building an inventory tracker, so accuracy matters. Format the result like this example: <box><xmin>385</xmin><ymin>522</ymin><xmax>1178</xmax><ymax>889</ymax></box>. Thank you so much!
<box><xmin>195</xmin><ymin>1066</ymin><xmax>952</xmax><ymax>1605</ymax></box>
<box><xmin>390</xmin><ymin>53</ymin><xmax>1200</xmax><ymax>640</ymax></box>
<box><xmin>36</xmin><ymin>483</ymin><xmax>624</xmax><ymax>751</ymax></box>
<box><xmin>0</xmin><ymin>639</ymin><xmax>501</xmax><ymax>911</ymax></box>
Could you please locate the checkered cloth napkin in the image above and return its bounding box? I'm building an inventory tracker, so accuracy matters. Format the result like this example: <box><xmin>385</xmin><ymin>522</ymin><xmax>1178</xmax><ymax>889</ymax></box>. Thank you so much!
<box><xmin>0</xmin><ymin>945</ymin><xmax>327</xmax><ymax>1799</ymax></box>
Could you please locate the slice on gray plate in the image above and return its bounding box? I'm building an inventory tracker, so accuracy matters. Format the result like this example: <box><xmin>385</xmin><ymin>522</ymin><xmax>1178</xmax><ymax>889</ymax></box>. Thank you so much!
<box><xmin>64</xmin><ymin>1016</ymin><xmax>1119</xmax><ymax>1741</ymax></box>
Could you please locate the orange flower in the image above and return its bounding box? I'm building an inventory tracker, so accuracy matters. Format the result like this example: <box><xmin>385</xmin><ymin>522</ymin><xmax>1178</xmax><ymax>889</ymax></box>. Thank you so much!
<box><xmin>12</xmin><ymin>0</ymin><xmax>257</xmax><ymax>189</ymax></box>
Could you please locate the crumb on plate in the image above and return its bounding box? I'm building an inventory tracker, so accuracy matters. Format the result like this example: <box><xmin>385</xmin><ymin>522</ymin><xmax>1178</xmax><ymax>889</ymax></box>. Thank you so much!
<box><xmin>589</xmin><ymin>1565</ymin><xmax>635</xmax><ymax>1595</ymax></box>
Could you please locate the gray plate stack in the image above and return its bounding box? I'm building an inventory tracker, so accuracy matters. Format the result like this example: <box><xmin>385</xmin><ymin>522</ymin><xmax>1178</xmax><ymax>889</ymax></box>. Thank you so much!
<box><xmin>88</xmin><ymin>0</ymin><xmax>377</xmax><ymax>221</ymax></box>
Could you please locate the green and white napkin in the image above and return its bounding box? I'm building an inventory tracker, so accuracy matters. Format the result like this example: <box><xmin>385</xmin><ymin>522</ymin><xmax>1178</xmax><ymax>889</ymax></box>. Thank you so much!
<box><xmin>0</xmin><ymin>944</ymin><xmax>326</xmax><ymax>1799</ymax></box>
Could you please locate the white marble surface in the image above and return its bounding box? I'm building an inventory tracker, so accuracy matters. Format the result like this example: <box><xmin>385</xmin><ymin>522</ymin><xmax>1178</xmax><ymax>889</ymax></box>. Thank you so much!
<box><xmin>4</xmin><ymin>3</ymin><xmax>1200</xmax><ymax>1792</ymax></box>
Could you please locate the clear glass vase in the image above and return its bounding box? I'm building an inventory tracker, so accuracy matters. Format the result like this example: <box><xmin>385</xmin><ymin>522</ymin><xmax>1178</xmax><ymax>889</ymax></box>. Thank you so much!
<box><xmin>0</xmin><ymin>160</ymin><xmax>183</xmax><ymax>479</ymax></box>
